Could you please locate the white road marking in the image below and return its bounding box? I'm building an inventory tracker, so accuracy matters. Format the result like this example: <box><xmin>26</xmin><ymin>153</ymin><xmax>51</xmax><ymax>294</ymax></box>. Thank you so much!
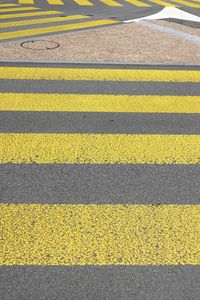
<box><xmin>123</xmin><ymin>7</ymin><xmax>200</xmax><ymax>23</ymax></box>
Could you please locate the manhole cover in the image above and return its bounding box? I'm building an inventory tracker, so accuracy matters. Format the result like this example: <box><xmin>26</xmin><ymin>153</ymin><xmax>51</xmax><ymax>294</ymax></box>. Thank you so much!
<box><xmin>20</xmin><ymin>40</ymin><xmax>60</xmax><ymax>50</ymax></box>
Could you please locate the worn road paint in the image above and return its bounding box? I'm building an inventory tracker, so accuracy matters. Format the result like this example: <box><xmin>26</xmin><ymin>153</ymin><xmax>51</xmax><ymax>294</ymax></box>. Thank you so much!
<box><xmin>1</xmin><ymin>133</ymin><xmax>200</xmax><ymax>164</ymax></box>
<box><xmin>1</xmin><ymin>93</ymin><xmax>200</xmax><ymax>113</ymax></box>
<box><xmin>0</xmin><ymin>204</ymin><xmax>199</xmax><ymax>265</ymax></box>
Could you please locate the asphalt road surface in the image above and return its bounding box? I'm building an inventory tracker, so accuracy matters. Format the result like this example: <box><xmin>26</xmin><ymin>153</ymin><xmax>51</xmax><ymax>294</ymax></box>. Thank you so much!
<box><xmin>0</xmin><ymin>0</ymin><xmax>199</xmax><ymax>43</ymax></box>
<box><xmin>0</xmin><ymin>62</ymin><xmax>200</xmax><ymax>300</ymax></box>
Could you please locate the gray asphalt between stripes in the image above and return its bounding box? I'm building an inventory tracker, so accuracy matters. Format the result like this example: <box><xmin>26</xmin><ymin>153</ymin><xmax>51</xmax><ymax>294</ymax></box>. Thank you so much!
<box><xmin>1</xmin><ymin>79</ymin><xmax>200</xmax><ymax>95</ymax></box>
<box><xmin>1</xmin><ymin>112</ymin><xmax>200</xmax><ymax>134</ymax></box>
<box><xmin>0</xmin><ymin>266</ymin><xmax>199</xmax><ymax>300</ymax></box>
<box><xmin>1</xmin><ymin>61</ymin><xmax>200</xmax><ymax>69</ymax></box>
<box><xmin>1</xmin><ymin>164</ymin><xmax>200</xmax><ymax>204</ymax></box>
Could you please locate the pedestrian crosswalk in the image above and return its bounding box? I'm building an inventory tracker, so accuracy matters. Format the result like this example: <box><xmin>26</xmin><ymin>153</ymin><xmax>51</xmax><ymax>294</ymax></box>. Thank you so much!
<box><xmin>0</xmin><ymin>0</ymin><xmax>199</xmax><ymax>43</ymax></box>
<box><xmin>0</xmin><ymin>63</ymin><xmax>200</xmax><ymax>268</ymax></box>
<box><xmin>0</xmin><ymin>5</ymin><xmax>119</xmax><ymax>43</ymax></box>
<box><xmin>0</xmin><ymin>18</ymin><xmax>118</xmax><ymax>42</ymax></box>
<box><xmin>14</xmin><ymin>0</ymin><xmax>200</xmax><ymax>7</ymax></box>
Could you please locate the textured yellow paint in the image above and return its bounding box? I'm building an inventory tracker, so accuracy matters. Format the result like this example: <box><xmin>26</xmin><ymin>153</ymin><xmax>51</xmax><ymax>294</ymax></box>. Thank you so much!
<box><xmin>47</xmin><ymin>0</ymin><xmax>64</xmax><ymax>4</ymax></box>
<box><xmin>1</xmin><ymin>93</ymin><xmax>200</xmax><ymax>113</ymax></box>
<box><xmin>124</xmin><ymin>0</ymin><xmax>150</xmax><ymax>6</ymax></box>
<box><xmin>149</xmin><ymin>0</ymin><xmax>176</xmax><ymax>6</ymax></box>
<box><xmin>0</xmin><ymin>67</ymin><xmax>199</xmax><ymax>82</ymax></box>
<box><xmin>1</xmin><ymin>133</ymin><xmax>200</xmax><ymax>164</ymax></box>
<box><xmin>0</xmin><ymin>10</ymin><xmax>62</xmax><ymax>20</ymax></box>
<box><xmin>73</xmin><ymin>0</ymin><xmax>93</xmax><ymax>5</ymax></box>
<box><xmin>99</xmin><ymin>0</ymin><xmax>123</xmax><ymax>7</ymax></box>
<box><xmin>0</xmin><ymin>6</ymin><xmax>39</xmax><ymax>12</ymax></box>
<box><xmin>172</xmin><ymin>0</ymin><xmax>200</xmax><ymax>8</ymax></box>
<box><xmin>0</xmin><ymin>204</ymin><xmax>199</xmax><ymax>265</ymax></box>
<box><xmin>18</xmin><ymin>0</ymin><xmax>34</xmax><ymax>4</ymax></box>
<box><xmin>0</xmin><ymin>15</ymin><xmax>89</xmax><ymax>29</ymax></box>
<box><xmin>0</xmin><ymin>4</ymin><xmax>20</xmax><ymax>7</ymax></box>
<box><xmin>0</xmin><ymin>19</ymin><xmax>118</xmax><ymax>41</ymax></box>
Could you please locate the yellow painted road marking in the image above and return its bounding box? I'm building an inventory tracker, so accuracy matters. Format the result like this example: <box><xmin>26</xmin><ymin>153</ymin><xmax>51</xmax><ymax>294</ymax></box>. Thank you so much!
<box><xmin>1</xmin><ymin>133</ymin><xmax>200</xmax><ymax>164</ymax></box>
<box><xmin>0</xmin><ymin>10</ymin><xmax>63</xmax><ymax>20</ymax></box>
<box><xmin>18</xmin><ymin>0</ymin><xmax>34</xmax><ymax>3</ymax></box>
<box><xmin>0</xmin><ymin>204</ymin><xmax>199</xmax><ymax>266</ymax></box>
<box><xmin>0</xmin><ymin>67</ymin><xmax>199</xmax><ymax>82</ymax></box>
<box><xmin>1</xmin><ymin>93</ymin><xmax>200</xmax><ymax>113</ymax></box>
<box><xmin>0</xmin><ymin>6</ymin><xmax>39</xmax><ymax>12</ymax></box>
<box><xmin>123</xmin><ymin>0</ymin><xmax>150</xmax><ymax>6</ymax></box>
<box><xmin>21</xmin><ymin>0</ymin><xmax>65</xmax><ymax>3</ymax></box>
<box><xmin>73</xmin><ymin>0</ymin><xmax>93</xmax><ymax>6</ymax></box>
<box><xmin>172</xmin><ymin>0</ymin><xmax>200</xmax><ymax>8</ymax></box>
<box><xmin>0</xmin><ymin>19</ymin><xmax>118</xmax><ymax>41</ymax></box>
<box><xmin>149</xmin><ymin>0</ymin><xmax>177</xmax><ymax>6</ymax></box>
<box><xmin>0</xmin><ymin>4</ymin><xmax>20</xmax><ymax>7</ymax></box>
<box><xmin>99</xmin><ymin>0</ymin><xmax>123</xmax><ymax>6</ymax></box>
<box><xmin>47</xmin><ymin>0</ymin><xmax>64</xmax><ymax>4</ymax></box>
<box><xmin>0</xmin><ymin>15</ymin><xmax>89</xmax><ymax>29</ymax></box>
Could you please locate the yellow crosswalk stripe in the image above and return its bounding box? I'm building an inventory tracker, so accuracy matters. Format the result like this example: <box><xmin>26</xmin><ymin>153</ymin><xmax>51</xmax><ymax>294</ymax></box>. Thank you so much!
<box><xmin>18</xmin><ymin>0</ymin><xmax>34</xmax><ymax>4</ymax></box>
<box><xmin>0</xmin><ymin>15</ymin><xmax>89</xmax><ymax>29</ymax></box>
<box><xmin>0</xmin><ymin>6</ymin><xmax>39</xmax><ymax>12</ymax></box>
<box><xmin>73</xmin><ymin>0</ymin><xmax>93</xmax><ymax>5</ymax></box>
<box><xmin>1</xmin><ymin>93</ymin><xmax>200</xmax><ymax>113</ymax></box>
<box><xmin>0</xmin><ymin>10</ymin><xmax>63</xmax><ymax>20</ymax></box>
<box><xmin>99</xmin><ymin>0</ymin><xmax>123</xmax><ymax>6</ymax></box>
<box><xmin>0</xmin><ymin>4</ymin><xmax>20</xmax><ymax>7</ymax></box>
<box><xmin>1</xmin><ymin>67</ymin><xmax>200</xmax><ymax>82</ymax></box>
<box><xmin>18</xmin><ymin>0</ymin><xmax>35</xmax><ymax>4</ymax></box>
<box><xmin>172</xmin><ymin>0</ymin><xmax>200</xmax><ymax>8</ymax></box>
<box><xmin>47</xmin><ymin>0</ymin><xmax>64</xmax><ymax>5</ymax></box>
<box><xmin>23</xmin><ymin>0</ymin><xmax>76</xmax><ymax>4</ymax></box>
<box><xmin>148</xmin><ymin>0</ymin><xmax>177</xmax><ymax>6</ymax></box>
<box><xmin>123</xmin><ymin>0</ymin><xmax>150</xmax><ymax>6</ymax></box>
<box><xmin>0</xmin><ymin>19</ymin><xmax>118</xmax><ymax>41</ymax></box>
<box><xmin>0</xmin><ymin>204</ymin><xmax>199</xmax><ymax>265</ymax></box>
<box><xmin>1</xmin><ymin>133</ymin><xmax>200</xmax><ymax>164</ymax></box>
